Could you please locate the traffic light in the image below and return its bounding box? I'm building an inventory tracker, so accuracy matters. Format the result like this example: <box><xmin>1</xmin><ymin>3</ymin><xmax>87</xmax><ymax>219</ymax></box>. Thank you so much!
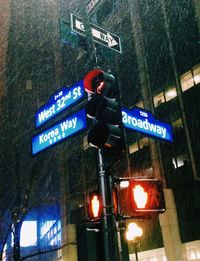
<box><xmin>116</xmin><ymin>178</ymin><xmax>166</xmax><ymax>218</ymax></box>
<box><xmin>83</xmin><ymin>68</ymin><xmax>124</xmax><ymax>150</ymax></box>
<box><xmin>87</xmin><ymin>191</ymin><xmax>103</xmax><ymax>220</ymax></box>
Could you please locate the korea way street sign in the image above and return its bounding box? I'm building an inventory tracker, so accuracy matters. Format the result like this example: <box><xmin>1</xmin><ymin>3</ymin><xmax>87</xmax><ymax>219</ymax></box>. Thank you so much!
<box><xmin>32</xmin><ymin>109</ymin><xmax>87</xmax><ymax>155</ymax></box>
<box><xmin>71</xmin><ymin>13</ymin><xmax>122</xmax><ymax>53</ymax></box>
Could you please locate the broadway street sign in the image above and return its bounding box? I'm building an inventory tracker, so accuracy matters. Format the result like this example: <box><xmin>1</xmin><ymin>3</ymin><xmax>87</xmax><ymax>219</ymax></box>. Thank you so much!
<box><xmin>71</xmin><ymin>13</ymin><xmax>122</xmax><ymax>53</ymax></box>
<box><xmin>32</xmin><ymin>109</ymin><xmax>87</xmax><ymax>155</ymax></box>
<box><xmin>122</xmin><ymin>107</ymin><xmax>173</xmax><ymax>142</ymax></box>
<box><xmin>35</xmin><ymin>80</ymin><xmax>85</xmax><ymax>128</ymax></box>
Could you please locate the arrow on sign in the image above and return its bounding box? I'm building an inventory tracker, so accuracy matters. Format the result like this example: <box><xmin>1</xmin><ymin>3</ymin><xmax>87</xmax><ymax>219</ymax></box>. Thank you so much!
<box><xmin>71</xmin><ymin>13</ymin><xmax>122</xmax><ymax>53</ymax></box>
<box><xmin>75</xmin><ymin>19</ymin><xmax>118</xmax><ymax>47</ymax></box>
<box><xmin>91</xmin><ymin>28</ymin><xmax>118</xmax><ymax>47</ymax></box>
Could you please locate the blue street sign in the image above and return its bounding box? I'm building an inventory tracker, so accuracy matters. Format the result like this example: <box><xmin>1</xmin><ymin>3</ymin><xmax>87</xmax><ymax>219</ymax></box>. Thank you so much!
<box><xmin>122</xmin><ymin>107</ymin><xmax>173</xmax><ymax>142</ymax></box>
<box><xmin>32</xmin><ymin>109</ymin><xmax>87</xmax><ymax>155</ymax></box>
<box><xmin>35</xmin><ymin>80</ymin><xmax>85</xmax><ymax>128</ymax></box>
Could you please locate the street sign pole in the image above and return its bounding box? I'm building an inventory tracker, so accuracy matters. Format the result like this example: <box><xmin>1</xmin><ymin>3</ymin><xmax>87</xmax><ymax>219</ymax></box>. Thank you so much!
<box><xmin>97</xmin><ymin>149</ymin><xmax>112</xmax><ymax>261</ymax></box>
<box><xmin>80</xmin><ymin>0</ymin><xmax>98</xmax><ymax>66</ymax></box>
<box><xmin>97</xmin><ymin>149</ymin><xmax>120</xmax><ymax>261</ymax></box>
<box><xmin>79</xmin><ymin>2</ymin><xmax>120</xmax><ymax>260</ymax></box>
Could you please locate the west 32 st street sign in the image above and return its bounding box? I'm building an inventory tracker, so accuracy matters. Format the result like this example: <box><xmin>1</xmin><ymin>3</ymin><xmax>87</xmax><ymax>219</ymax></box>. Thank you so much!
<box><xmin>35</xmin><ymin>80</ymin><xmax>85</xmax><ymax>128</ymax></box>
<box><xmin>71</xmin><ymin>13</ymin><xmax>122</xmax><ymax>53</ymax></box>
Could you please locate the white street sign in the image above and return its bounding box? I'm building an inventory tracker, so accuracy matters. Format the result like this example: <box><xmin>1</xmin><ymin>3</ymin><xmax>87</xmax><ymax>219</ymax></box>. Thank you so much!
<box><xmin>71</xmin><ymin>13</ymin><xmax>122</xmax><ymax>53</ymax></box>
<box><xmin>86</xmin><ymin>0</ymin><xmax>103</xmax><ymax>15</ymax></box>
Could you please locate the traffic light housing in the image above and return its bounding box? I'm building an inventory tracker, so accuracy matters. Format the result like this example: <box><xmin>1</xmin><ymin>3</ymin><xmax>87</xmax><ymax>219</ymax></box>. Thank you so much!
<box><xmin>116</xmin><ymin>178</ymin><xmax>166</xmax><ymax>218</ymax></box>
<box><xmin>87</xmin><ymin>191</ymin><xmax>103</xmax><ymax>221</ymax></box>
<box><xmin>83</xmin><ymin>68</ymin><xmax>124</xmax><ymax>150</ymax></box>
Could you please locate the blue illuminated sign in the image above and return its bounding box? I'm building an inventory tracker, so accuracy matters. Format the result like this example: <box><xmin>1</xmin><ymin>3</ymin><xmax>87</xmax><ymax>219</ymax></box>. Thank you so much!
<box><xmin>35</xmin><ymin>80</ymin><xmax>85</xmax><ymax>128</ymax></box>
<box><xmin>122</xmin><ymin>107</ymin><xmax>173</xmax><ymax>142</ymax></box>
<box><xmin>32</xmin><ymin>109</ymin><xmax>87</xmax><ymax>155</ymax></box>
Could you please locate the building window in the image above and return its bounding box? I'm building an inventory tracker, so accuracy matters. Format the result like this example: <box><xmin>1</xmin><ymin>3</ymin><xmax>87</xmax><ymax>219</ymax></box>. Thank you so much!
<box><xmin>139</xmin><ymin>137</ymin><xmax>149</xmax><ymax>148</ymax></box>
<box><xmin>21</xmin><ymin>221</ymin><xmax>37</xmax><ymax>247</ymax></box>
<box><xmin>135</xmin><ymin>100</ymin><xmax>144</xmax><ymax>108</ymax></box>
<box><xmin>165</xmin><ymin>87</ymin><xmax>177</xmax><ymax>101</ymax></box>
<box><xmin>193</xmin><ymin>64</ymin><xmax>200</xmax><ymax>85</ymax></box>
<box><xmin>26</xmin><ymin>80</ymin><xmax>32</xmax><ymax>90</ymax></box>
<box><xmin>129</xmin><ymin>137</ymin><xmax>149</xmax><ymax>154</ymax></box>
<box><xmin>129</xmin><ymin>142</ymin><xmax>139</xmax><ymax>154</ymax></box>
<box><xmin>180</xmin><ymin>71</ymin><xmax>194</xmax><ymax>91</ymax></box>
<box><xmin>40</xmin><ymin>220</ymin><xmax>56</xmax><ymax>239</ymax></box>
<box><xmin>83</xmin><ymin>135</ymin><xmax>90</xmax><ymax>150</ymax></box>
<box><xmin>172</xmin><ymin>154</ymin><xmax>189</xmax><ymax>168</ymax></box>
<box><xmin>11</xmin><ymin>221</ymin><xmax>37</xmax><ymax>247</ymax></box>
<box><xmin>154</xmin><ymin>92</ymin><xmax>165</xmax><ymax>107</ymax></box>
<box><xmin>172</xmin><ymin>118</ymin><xmax>183</xmax><ymax>128</ymax></box>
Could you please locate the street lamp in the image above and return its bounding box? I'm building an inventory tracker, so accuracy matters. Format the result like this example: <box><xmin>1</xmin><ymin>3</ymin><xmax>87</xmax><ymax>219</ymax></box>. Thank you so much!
<box><xmin>126</xmin><ymin>223</ymin><xmax>143</xmax><ymax>261</ymax></box>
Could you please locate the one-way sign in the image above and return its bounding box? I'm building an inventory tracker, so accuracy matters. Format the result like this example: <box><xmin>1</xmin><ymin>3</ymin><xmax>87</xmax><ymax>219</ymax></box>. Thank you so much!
<box><xmin>71</xmin><ymin>13</ymin><xmax>122</xmax><ymax>53</ymax></box>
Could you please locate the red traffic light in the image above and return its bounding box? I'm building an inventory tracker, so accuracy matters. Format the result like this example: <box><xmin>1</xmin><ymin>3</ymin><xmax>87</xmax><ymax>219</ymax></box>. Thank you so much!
<box><xmin>83</xmin><ymin>69</ymin><xmax>106</xmax><ymax>94</ymax></box>
<box><xmin>84</xmin><ymin>69</ymin><xmax>124</xmax><ymax>150</ymax></box>
<box><xmin>117</xmin><ymin>178</ymin><xmax>166</xmax><ymax>217</ymax></box>
<box><xmin>87</xmin><ymin>191</ymin><xmax>103</xmax><ymax>220</ymax></box>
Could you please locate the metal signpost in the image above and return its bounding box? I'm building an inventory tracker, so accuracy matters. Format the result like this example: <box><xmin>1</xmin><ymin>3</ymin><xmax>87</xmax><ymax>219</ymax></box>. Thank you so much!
<box><xmin>71</xmin><ymin>13</ymin><xmax>122</xmax><ymax>53</ymax></box>
<box><xmin>32</xmin><ymin>109</ymin><xmax>87</xmax><ymax>155</ymax></box>
<box><xmin>35</xmin><ymin>80</ymin><xmax>85</xmax><ymax>128</ymax></box>
<box><xmin>122</xmin><ymin>107</ymin><xmax>173</xmax><ymax>143</ymax></box>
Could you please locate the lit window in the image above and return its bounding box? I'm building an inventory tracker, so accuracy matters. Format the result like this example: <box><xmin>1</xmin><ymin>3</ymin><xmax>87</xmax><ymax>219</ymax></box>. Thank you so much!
<box><xmin>180</xmin><ymin>71</ymin><xmax>194</xmax><ymax>91</ymax></box>
<box><xmin>153</xmin><ymin>92</ymin><xmax>165</xmax><ymax>107</ymax></box>
<box><xmin>193</xmin><ymin>65</ymin><xmax>200</xmax><ymax>85</ymax></box>
<box><xmin>20</xmin><ymin>221</ymin><xmax>37</xmax><ymax>247</ymax></box>
<box><xmin>26</xmin><ymin>80</ymin><xmax>32</xmax><ymax>90</ymax></box>
<box><xmin>172</xmin><ymin>118</ymin><xmax>183</xmax><ymax>128</ymax></box>
<box><xmin>83</xmin><ymin>135</ymin><xmax>89</xmax><ymax>150</ymax></box>
<box><xmin>135</xmin><ymin>100</ymin><xmax>144</xmax><ymax>108</ymax></box>
<box><xmin>165</xmin><ymin>87</ymin><xmax>177</xmax><ymax>101</ymax></box>
<box><xmin>172</xmin><ymin>155</ymin><xmax>189</xmax><ymax>168</ymax></box>
<box><xmin>2</xmin><ymin>244</ymin><xmax>6</xmax><ymax>260</ymax></box>
<box><xmin>129</xmin><ymin>138</ymin><xmax>149</xmax><ymax>154</ymax></box>
<box><xmin>139</xmin><ymin>137</ymin><xmax>149</xmax><ymax>148</ymax></box>
<box><xmin>40</xmin><ymin>220</ymin><xmax>56</xmax><ymax>238</ymax></box>
<box><xmin>129</xmin><ymin>143</ymin><xmax>139</xmax><ymax>154</ymax></box>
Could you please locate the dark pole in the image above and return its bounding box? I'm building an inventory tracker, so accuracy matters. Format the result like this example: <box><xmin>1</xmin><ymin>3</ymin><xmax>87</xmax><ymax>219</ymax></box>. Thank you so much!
<box><xmin>108</xmin><ymin>173</ymin><xmax>120</xmax><ymax>261</ymax></box>
<box><xmin>97</xmin><ymin>149</ymin><xmax>111</xmax><ymax>261</ymax></box>
<box><xmin>13</xmin><ymin>145</ymin><xmax>21</xmax><ymax>261</ymax></box>
<box><xmin>80</xmin><ymin>0</ymin><xmax>98</xmax><ymax>67</ymax></box>
<box><xmin>134</xmin><ymin>245</ymin><xmax>139</xmax><ymax>261</ymax></box>
<box><xmin>97</xmin><ymin>148</ymin><xmax>120</xmax><ymax>261</ymax></box>
<box><xmin>79</xmin><ymin>1</ymin><xmax>120</xmax><ymax>260</ymax></box>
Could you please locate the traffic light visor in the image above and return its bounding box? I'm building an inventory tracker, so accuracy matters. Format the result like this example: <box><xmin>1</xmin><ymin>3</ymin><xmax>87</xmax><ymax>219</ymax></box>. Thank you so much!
<box><xmin>83</xmin><ymin>69</ymin><xmax>105</xmax><ymax>94</ymax></box>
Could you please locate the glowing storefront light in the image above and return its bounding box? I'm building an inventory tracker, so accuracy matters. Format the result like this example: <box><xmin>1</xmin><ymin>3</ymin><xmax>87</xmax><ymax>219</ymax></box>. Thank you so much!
<box><xmin>20</xmin><ymin>221</ymin><xmax>37</xmax><ymax>247</ymax></box>
<box><xmin>40</xmin><ymin>220</ymin><xmax>56</xmax><ymax>238</ymax></box>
